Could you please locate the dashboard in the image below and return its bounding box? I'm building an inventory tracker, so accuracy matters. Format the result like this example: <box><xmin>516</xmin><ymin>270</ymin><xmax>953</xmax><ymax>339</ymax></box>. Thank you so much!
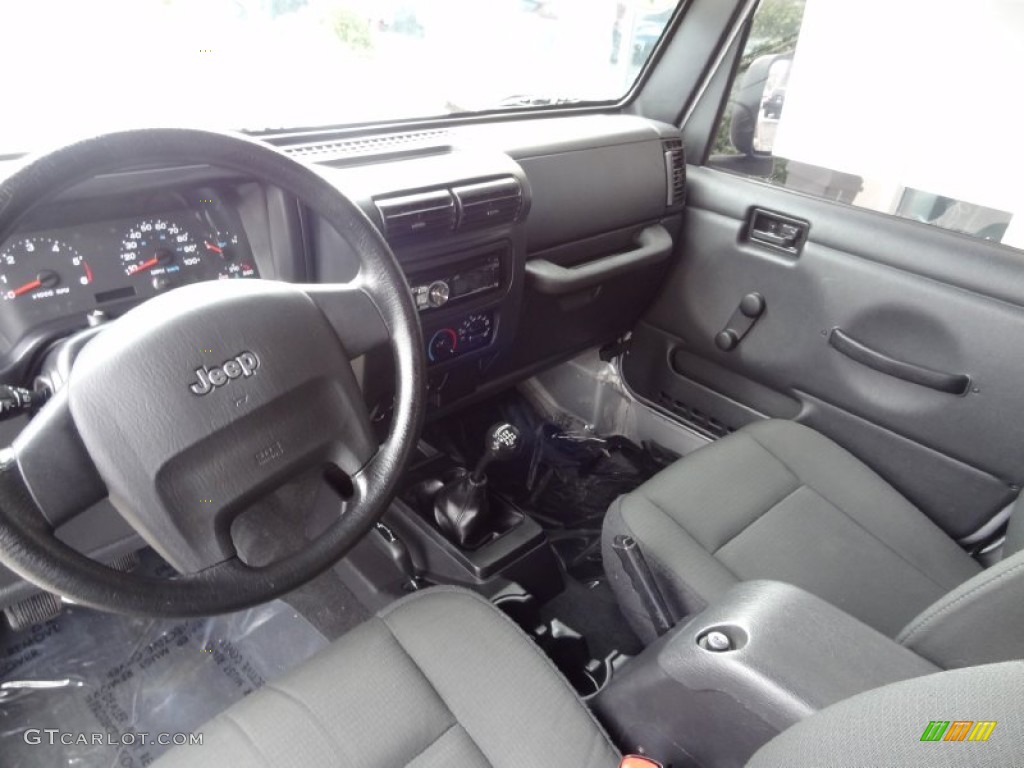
<box><xmin>0</xmin><ymin>113</ymin><xmax>686</xmax><ymax>608</ymax></box>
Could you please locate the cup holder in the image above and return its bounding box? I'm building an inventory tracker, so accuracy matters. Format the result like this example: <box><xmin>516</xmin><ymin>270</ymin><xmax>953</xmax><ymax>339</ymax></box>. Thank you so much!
<box><xmin>494</xmin><ymin>592</ymin><xmax>613</xmax><ymax>699</ymax></box>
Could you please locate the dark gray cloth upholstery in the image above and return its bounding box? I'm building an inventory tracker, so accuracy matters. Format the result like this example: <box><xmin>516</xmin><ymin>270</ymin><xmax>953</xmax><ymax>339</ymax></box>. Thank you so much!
<box><xmin>747</xmin><ymin>662</ymin><xmax>1024</xmax><ymax>767</ymax></box>
<box><xmin>898</xmin><ymin>548</ymin><xmax>1024</xmax><ymax>668</ymax></box>
<box><xmin>154</xmin><ymin>587</ymin><xmax>619</xmax><ymax>768</ymax></box>
<box><xmin>603</xmin><ymin>419</ymin><xmax>982</xmax><ymax>643</ymax></box>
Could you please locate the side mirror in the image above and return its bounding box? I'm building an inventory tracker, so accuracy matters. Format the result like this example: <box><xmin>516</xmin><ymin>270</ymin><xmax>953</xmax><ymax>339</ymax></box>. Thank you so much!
<box><xmin>730</xmin><ymin>54</ymin><xmax>792</xmax><ymax>157</ymax></box>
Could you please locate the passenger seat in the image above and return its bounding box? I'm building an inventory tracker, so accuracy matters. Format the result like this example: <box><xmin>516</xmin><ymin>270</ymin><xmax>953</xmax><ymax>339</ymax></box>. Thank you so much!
<box><xmin>603</xmin><ymin>419</ymin><xmax>1024</xmax><ymax>667</ymax></box>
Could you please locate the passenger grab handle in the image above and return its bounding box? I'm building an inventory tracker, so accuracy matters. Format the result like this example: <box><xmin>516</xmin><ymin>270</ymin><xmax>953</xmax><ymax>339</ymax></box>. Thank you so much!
<box><xmin>525</xmin><ymin>224</ymin><xmax>673</xmax><ymax>295</ymax></box>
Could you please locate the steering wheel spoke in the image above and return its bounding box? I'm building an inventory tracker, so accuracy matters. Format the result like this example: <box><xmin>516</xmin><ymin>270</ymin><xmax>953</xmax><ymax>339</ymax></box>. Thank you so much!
<box><xmin>10</xmin><ymin>388</ymin><xmax>106</xmax><ymax>529</ymax></box>
<box><xmin>303</xmin><ymin>279</ymin><xmax>395</xmax><ymax>359</ymax></box>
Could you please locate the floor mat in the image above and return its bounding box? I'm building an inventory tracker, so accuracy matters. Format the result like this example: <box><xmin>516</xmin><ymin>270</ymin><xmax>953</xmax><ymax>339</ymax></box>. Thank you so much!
<box><xmin>522</xmin><ymin>424</ymin><xmax>677</xmax><ymax>529</ymax></box>
<box><xmin>0</xmin><ymin>598</ymin><xmax>328</xmax><ymax>767</ymax></box>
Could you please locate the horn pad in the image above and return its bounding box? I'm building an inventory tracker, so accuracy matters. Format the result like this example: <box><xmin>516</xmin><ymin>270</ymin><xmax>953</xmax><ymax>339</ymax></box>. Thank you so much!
<box><xmin>66</xmin><ymin>279</ymin><xmax>375</xmax><ymax>572</ymax></box>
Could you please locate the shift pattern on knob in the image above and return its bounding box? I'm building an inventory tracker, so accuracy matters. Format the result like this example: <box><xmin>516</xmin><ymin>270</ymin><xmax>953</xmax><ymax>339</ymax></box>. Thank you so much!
<box><xmin>486</xmin><ymin>423</ymin><xmax>521</xmax><ymax>456</ymax></box>
<box><xmin>472</xmin><ymin>422</ymin><xmax>522</xmax><ymax>481</ymax></box>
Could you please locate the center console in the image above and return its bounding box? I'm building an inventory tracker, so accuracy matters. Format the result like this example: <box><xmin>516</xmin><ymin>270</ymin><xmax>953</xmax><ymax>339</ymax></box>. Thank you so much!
<box><xmin>592</xmin><ymin>580</ymin><xmax>939</xmax><ymax>767</ymax></box>
<box><xmin>380</xmin><ymin>424</ymin><xmax>562</xmax><ymax>599</ymax></box>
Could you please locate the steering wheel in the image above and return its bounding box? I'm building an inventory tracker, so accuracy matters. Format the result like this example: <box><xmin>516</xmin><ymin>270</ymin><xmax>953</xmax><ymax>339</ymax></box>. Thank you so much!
<box><xmin>0</xmin><ymin>129</ymin><xmax>425</xmax><ymax>616</ymax></box>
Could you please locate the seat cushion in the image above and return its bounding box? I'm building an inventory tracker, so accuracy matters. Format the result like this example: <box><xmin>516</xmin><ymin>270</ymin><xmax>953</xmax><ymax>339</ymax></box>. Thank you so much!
<box><xmin>154</xmin><ymin>587</ymin><xmax>619</xmax><ymax>768</ymax></box>
<box><xmin>748</xmin><ymin>662</ymin><xmax>1024</xmax><ymax>767</ymax></box>
<box><xmin>603</xmin><ymin>419</ymin><xmax>981</xmax><ymax>642</ymax></box>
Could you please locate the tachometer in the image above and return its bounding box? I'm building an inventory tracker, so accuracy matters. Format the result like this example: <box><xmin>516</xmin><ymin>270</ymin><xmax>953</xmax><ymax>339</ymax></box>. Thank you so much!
<box><xmin>0</xmin><ymin>237</ymin><xmax>92</xmax><ymax>303</ymax></box>
<box><xmin>120</xmin><ymin>218</ymin><xmax>200</xmax><ymax>284</ymax></box>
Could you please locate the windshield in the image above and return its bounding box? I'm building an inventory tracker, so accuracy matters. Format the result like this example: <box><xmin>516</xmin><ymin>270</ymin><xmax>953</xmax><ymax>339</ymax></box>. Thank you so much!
<box><xmin>2</xmin><ymin>0</ymin><xmax>677</xmax><ymax>154</ymax></box>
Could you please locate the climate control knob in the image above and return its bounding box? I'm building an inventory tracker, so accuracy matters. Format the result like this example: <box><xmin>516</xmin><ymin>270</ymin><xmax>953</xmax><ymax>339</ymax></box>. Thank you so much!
<box><xmin>427</xmin><ymin>328</ymin><xmax>458</xmax><ymax>362</ymax></box>
<box><xmin>427</xmin><ymin>280</ymin><xmax>450</xmax><ymax>308</ymax></box>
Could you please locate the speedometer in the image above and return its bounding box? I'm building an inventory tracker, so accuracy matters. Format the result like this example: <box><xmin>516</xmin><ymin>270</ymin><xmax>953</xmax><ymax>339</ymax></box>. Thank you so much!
<box><xmin>120</xmin><ymin>218</ymin><xmax>200</xmax><ymax>284</ymax></box>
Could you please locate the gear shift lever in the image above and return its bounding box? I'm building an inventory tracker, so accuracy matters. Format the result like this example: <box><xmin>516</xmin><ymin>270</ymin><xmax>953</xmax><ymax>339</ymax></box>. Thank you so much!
<box><xmin>472</xmin><ymin>422</ymin><xmax>523</xmax><ymax>481</ymax></box>
<box><xmin>434</xmin><ymin>423</ymin><xmax>522</xmax><ymax>548</ymax></box>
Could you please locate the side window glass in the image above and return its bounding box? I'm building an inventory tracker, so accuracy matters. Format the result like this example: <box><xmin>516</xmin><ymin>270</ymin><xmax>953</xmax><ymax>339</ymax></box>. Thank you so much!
<box><xmin>710</xmin><ymin>0</ymin><xmax>1022</xmax><ymax>250</ymax></box>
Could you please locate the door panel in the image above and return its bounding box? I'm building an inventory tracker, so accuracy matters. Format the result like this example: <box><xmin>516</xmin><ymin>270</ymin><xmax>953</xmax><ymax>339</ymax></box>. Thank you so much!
<box><xmin>625</xmin><ymin>167</ymin><xmax>1024</xmax><ymax>538</ymax></box>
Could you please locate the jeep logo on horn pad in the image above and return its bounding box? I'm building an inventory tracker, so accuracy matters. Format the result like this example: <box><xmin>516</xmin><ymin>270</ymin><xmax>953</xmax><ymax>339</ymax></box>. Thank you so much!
<box><xmin>189</xmin><ymin>351</ymin><xmax>261</xmax><ymax>396</ymax></box>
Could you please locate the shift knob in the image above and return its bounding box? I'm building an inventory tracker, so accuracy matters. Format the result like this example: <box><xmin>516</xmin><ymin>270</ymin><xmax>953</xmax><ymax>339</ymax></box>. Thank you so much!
<box><xmin>472</xmin><ymin>423</ymin><xmax>522</xmax><ymax>481</ymax></box>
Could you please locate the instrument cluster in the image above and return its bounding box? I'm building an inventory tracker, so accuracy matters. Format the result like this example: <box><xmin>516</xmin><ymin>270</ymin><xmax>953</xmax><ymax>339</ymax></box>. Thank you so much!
<box><xmin>0</xmin><ymin>201</ymin><xmax>260</xmax><ymax>350</ymax></box>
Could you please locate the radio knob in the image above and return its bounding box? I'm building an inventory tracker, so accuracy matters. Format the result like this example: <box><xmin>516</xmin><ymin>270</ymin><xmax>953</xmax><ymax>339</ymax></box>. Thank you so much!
<box><xmin>427</xmin><ymin>280</ymin><xmax>450</xmax><ymax>308</ymax></box>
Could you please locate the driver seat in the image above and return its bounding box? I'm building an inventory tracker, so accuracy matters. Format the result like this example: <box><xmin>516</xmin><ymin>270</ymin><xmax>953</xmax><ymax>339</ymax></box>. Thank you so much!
<box><xmin>154</xmin><ymin>587</ymin><xmax>620</xmax><ymax>768</ymax></box>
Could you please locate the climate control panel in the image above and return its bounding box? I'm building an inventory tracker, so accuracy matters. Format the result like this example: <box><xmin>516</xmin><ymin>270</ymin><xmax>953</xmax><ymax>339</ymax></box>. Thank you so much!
<box><xmin>427</xmin><ymin>312</ymin><xmax>494</xmax><ymax>363</ymax></box>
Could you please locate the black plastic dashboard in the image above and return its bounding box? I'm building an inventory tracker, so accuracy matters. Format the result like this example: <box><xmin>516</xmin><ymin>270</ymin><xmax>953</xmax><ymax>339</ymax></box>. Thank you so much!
<box><xmin>304</xmin><ymin>113</ymin><xmax>686</xmax><ymax>414</ymax></box>
<box><xmin>0</xmin><ymin>113</ymin><xmax>686</xmax><ymax>606</ymax></box>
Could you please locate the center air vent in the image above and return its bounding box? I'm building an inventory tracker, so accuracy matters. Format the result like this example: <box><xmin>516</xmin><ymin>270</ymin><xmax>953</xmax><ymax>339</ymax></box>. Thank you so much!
<box><xmin>663</xmin><ymin>138</ymin><xmax>686</xmax><ymax>208</ymax></box>
<box><xmin>376</xmin><ymin>189</ymin><xmax>457</xmax><ymax>244</ymax></box>
<box><xmin>452</xmin><ymin>178</ymin><xmax>523</xmax><ymax>230</ymax></box>
<box><xmin>375</xmin><ymin>177</ymin><xmax>524</xmax><ymax>246</ymax></box>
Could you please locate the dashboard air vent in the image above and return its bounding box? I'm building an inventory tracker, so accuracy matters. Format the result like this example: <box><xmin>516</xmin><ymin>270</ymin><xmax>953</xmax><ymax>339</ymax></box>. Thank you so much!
<box><xmin>376</xmin><ymin>189</ymin><xmax>457</xmax><ymax>244</ymax></box>
<box><xmin>663</xmin><ymin>138</ymin><xmax>686</xmax><ymax>208</ymax></box>
<box><xmin>452</xmin><ymin>178</ymin><xmax>523</xmax><ymax>230</ymax></box>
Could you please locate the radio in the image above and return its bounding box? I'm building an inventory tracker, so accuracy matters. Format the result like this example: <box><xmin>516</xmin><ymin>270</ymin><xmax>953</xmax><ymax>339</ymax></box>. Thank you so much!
<box><xmin>410</xmin><ymin>253</ymin><xmax>501</xmax><ymax>311</ymax></box>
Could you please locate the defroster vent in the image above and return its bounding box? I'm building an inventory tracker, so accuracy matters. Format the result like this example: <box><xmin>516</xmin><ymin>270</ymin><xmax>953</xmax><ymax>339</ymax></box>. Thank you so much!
<box><xmin>282</xmin><ymin>129</ymin><xmax>451</xmax><ymax>163</ymax></box>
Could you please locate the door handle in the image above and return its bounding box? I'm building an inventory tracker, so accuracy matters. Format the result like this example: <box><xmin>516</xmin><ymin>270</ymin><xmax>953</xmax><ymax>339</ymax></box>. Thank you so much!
<box><xmin>748</xmin><ymin>208</ymin><xmax>808</xmax><ymax>254</ymax></box>
<box><xmin>751</xmin><ymin>228</ymin><xmax>798</xmax><ymax>248</ymax></box>
<box><xmin>525</xmin><ymin>224</ymin><xmax>673</xmax><ymax>295</ymax></box>
<box><xmin>828</xmin><ymin>328</ymin><xmax>971</xmax><ymax>395</ymax></box>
